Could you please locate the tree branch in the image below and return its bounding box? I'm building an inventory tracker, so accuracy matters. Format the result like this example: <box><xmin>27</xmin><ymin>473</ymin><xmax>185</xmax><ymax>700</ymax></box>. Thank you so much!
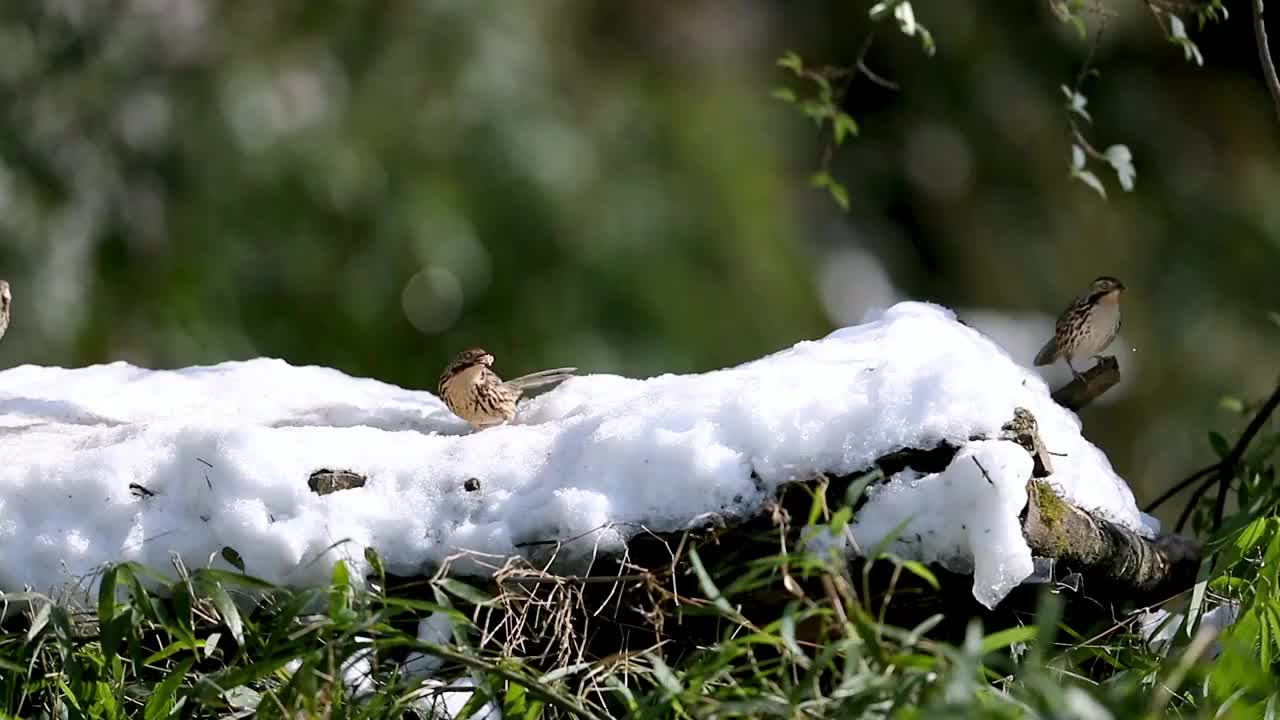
<box><xmin>1050</xmin><ymin>356</ymin><xmax>1120</xmax><ymax>411</ymax></box>
<box><xmin>1024</xmin><ymin>480</ymin><xmax>1199</xmax><ymax>597</ymax></box>
<box><xmin>601</xmin><ymin>408</ymin><xmax>1195</xmax><ymax>609</ymax></box>
<box><xmin>1254</xmin><ymin>0</ymin><xmax>1280</xmax><ymax>125</ymax></box>
<box><xmin>1145</xmin><ymin>378</ymin><xmax>1280</xmax><ymax>532</ymax></box>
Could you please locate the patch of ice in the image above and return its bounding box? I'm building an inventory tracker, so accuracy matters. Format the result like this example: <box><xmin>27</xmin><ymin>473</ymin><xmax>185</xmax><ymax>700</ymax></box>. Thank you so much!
<box><xmin>412</xmin><ymin>676</ymin><xmax>501</xmax><ymax>720</ymax></box>
<box><xmin>1139</xmin><ymin>603</ymin><xmax>1240</xmax><ymax>656</ymax></box>
<box><xmin>402</xmin><ymin>611</ymin><xmax>457</xmax><ymax>679</ymax></box>
<box><xmin>850</xmin><ymin>440</ymin><xmax>1034</xmax><ymax>609</ymax></box>
<box><xmin>0</xmin><ymin>301</ymin><xmax>1153</xmax><ymax>607</ymax></box>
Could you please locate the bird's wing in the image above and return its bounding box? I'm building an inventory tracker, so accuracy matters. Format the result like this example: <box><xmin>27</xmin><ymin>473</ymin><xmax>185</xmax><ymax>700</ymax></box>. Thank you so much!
<box><xmin>503</xmin><ymin>367</ymin><xmax>578</xmax><ymax>391</ymax></box>
<box><xmin>1032</xmin><ymin>337</ymin><xmax>1058</xmax><ymax>366</ymax></box>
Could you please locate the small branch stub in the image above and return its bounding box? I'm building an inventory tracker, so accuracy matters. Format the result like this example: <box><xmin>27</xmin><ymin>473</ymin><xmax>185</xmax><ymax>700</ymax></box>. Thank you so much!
<box><xmin>1051</xmin><ymin>356</ymin><xmax>1120</xmax><ymax>411</ymax></box>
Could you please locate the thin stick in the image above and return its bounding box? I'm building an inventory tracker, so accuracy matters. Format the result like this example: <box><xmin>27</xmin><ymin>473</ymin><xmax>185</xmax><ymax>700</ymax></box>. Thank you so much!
<box><xmin>1210</xmin><ymin>380</ymin><xmax>1280</xmax><ymax>530</ymax></box>
<box><xmin>1143</xmin><ymin>463</ymin><xmax>1215</xmax><ymax>513</ymax></box>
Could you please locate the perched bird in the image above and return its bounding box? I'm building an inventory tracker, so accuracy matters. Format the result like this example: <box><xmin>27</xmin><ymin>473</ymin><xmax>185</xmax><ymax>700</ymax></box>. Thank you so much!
<box><xmin>1034</xmin><ymin>276</ymin><xmax>1125</xmax><ymax>377</ymax></box>
<box><xmin>0</xmin><ymin>280</ymin><xmax>10</xmax><ymax>342</ymax></box>
<box><xmin>438</xmin><ymin>347</ymin><xmax>577</xmax><ymax>429</ymax></box>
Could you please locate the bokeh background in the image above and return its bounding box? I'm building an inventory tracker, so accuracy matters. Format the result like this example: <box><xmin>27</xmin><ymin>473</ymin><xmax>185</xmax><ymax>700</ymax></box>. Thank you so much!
<box><xmin>0</xmin><ymin>1</ymin><xmax>1276</xmax><ymax>527</ymax></box>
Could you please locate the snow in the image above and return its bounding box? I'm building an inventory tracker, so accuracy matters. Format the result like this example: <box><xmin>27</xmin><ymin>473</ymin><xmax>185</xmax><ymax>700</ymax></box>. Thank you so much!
<box><xmin>1140</xmin><ymin>603</ymin><xmax>1240</xmax><ymax>656</ymax></box>
<box><xmin>849</xmin><ymin>441</ymin><xmax>1036</xmax><ymax>608</ymax></box>
<box><xmin>412</xmin><ymin>676</ymin><xmax>502</xmax><ymax>720</ymax></box>
<box><xmin>0</xmin><ymin>301</ymin><xmax>1156</xmax><ymax>608</ymax></box>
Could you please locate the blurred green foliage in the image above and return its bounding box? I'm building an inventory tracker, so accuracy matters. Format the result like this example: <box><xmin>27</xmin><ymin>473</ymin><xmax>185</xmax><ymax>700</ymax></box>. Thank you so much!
<box><xmin>0</xmin><ymin>0</ymin><xmax>1278</xmax><ymax>517</ymax></box>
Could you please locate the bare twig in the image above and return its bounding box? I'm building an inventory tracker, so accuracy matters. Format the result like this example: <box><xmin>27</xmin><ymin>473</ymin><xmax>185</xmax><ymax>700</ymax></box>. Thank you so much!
<box><xmin>1144</xmin><ymin>463</ymin><xmax>1215</xmax><ymax>514</ymax></box>
<box><xmin>1253</xmin><ymin>0</ymin><xmax>1280</xmax><ymax>124</ymax></box>
<box><xmin>815</xmin><ymin>32</ymin><xmax>877</xmax><ymax>173</ymax></box>
<box><xmin>857</xmin><ymin>60</ymin><xmax>899</xmax><ymax>91</ymax></box>
<box><xmin>1210</xmin><ymin>379</ymin><xmax>1280</xmax><ymax>530</ymax></box>
<box><xmin>1151</xmin><ymin>379</ymin><xmax>1280</xmax><ymax>532</ymax></box>
<box><xmin>972</xmin><ymin>457</ymin><xmax>994</xmax><ymax>484</ymax></box>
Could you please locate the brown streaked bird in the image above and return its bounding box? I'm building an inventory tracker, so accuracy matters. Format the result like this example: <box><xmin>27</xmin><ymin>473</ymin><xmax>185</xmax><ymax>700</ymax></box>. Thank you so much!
<box><xmin>0</xmin><ymin>280</ymin><xmax>10</xmax><ymax>342</ymax></box>
<box><xmin>1034</xmin><ymin>276</ymin><xmax>1126</xmax><ymax>377</ymax></box>
<box><xmin>438</xmin><ymin>347</ymin><xmax>577</xmax><ymax>430</ymax></box>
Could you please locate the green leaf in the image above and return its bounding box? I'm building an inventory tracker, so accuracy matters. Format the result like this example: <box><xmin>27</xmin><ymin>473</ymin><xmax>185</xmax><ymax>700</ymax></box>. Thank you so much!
<box><xmin>779</xmin><ymin>603</ymin><xmax>810</xmax><ymax>668</ymax></box>
<box><xmin>329</xmin><ymin>560</ymin><xmax>351</xmax><ymax>617</ymax></box>
<box><xmin>981</xmin><ymin>625</ymin><xmax>1038</xmax><ymax>654</ymax></box>
<box><xmin>1068</xmin><ymin>14</ymin><xmax>1087</xmax><ymax>39</ymax></box>
<box><xmin>810</xmin><ymin>173</ymin><xmax>850</xmax><ymax>210</ymax></box>
<box><xmin>364</xmin><ymin>546</ymin><xmax>385</xmax><ymax>578</ymax></box>
<box><xmin>1220</xmin><ymin>395</ymin><xmax>1246</xmax><ymax>413</ymax></box>
<box><xmin>1186</xmin><ymin>556</ymin><xmax>1214</xmax><ymax>635</ymax></box>
<box><xmin>504</xmin><ymin>679</ymin><xmax>529</xmax><ymax>716</ymax></box>
<box><xmin>118</xmin><ymin>565</ymin><xmax>161</xmax><ymax>623</ymax></box>
<box><xmin>26</xmin><ymin>602</ymin><xmax>50</xmax><ymax>642</ymax></box>
<box><xmin>834</xmin><ymin>112</ymin><xmax>858</xmax><ymax>146</ymax></box>
<box><xmin>98</xmin><ymin>565</ymin><xmax>119</xmax><ymax>624</ymax></box>
<box><xmin>437</xmin><ymin>578</ymin><xmax>496</xmax><ymax>606</ymax></box>
<box><xmin>688</xmin><ymin>547</ymin><xmax>734</xmax><ymax>614</ymax></box>
<box><xmin>770</xmin><ymin>87</ymin><xmax>798</xmax><ymax>104</ymax></box>
<box><xmin>101</xmin><ymin>611</ymin><xmax>130</xmax><ymax>662</ymax></box>
<box><xmin>145</xmin><ymin>640</ymin><xmax>202</xmax><ymax>665</ymax></box>
<box><xmin>199</xmin><ymin>576</ymin><xmax>244</xmax><ymax>646</ymax></box>
<box><xmin>144</xmin><ymin>657</ymin><xmax>193</xmax><ymax>720</ymax></box>
<box><xmin>844</xmin><ymin>468</ymin><xmax>883</xmax><ymax>506</ymax></box>
<box><xmin>649</xmin><ymin>653</ymin><xmax>684</xmax><ymax>695</ymax></box>
<box><xmin>776</xmin><ymin>51</ymin><xmax>803</xmax><ymax>75</ymax></box>
<box><xmin>830</xmin><ymin>506</ymin><xmax>853</xmax><ymax>534</ymax></box>
<box><xmin>204</xmin><ymin>632</ymin><xmax>221</xmax><ymax>659</ymax></box>
<box><xmin>194</xmin><ymin>656</ymin><xmax>299</xmax><ymax>702</ymax></box>
<box><xmin>799</xmin><ymin>99</ymin><xmax>834</xmax><ymax>124</ymax></box>
<box><xmin>1265</xmin><ymin>603</ymin><xmax>1280</xmax><ymax>670</ymax></box>
<box><xmin>1209</xmin><ymin>431</ymin><xmax>1230</xmax><ymax>459</ymax></box>
<box><xmin>900</xmin><ymin>560</ymin><xmax>940</xmax><ymax>590</ymax></box>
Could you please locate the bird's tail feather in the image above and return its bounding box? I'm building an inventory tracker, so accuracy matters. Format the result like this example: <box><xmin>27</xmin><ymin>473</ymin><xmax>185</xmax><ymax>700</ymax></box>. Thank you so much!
<box><xmin>1033</xmin><ymin>339</ymin><xmax>1058</xmax><ymax>367</ymax></box>
<box><xmin>505</xmin><ymin>367</ymin><xmax>578</xmax><ymax>391</ymax></box>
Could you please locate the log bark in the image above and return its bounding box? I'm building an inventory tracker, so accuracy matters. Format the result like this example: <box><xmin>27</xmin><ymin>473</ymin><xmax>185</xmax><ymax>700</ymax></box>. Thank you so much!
<box><xmin>1022</xmin><ymin>479</ymin><xmax>1198</xmax><ymax>599</ymax></box>
<box><xmin>624</xmin><ymin>405</ymin><xmax>1198</xmax><ymax>611</ymax></box>
<box><xmin>379</xmin><ymin>404</ymin><xmax>1201</xmax><ymax>664</ymax></box>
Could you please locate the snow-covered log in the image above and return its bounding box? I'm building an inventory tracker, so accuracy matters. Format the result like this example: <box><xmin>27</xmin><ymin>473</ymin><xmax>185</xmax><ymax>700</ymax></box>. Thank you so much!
<box><xmin>0</xmin><ymin>302</ymin><xmax>1193</xmax><ymax>612</ymax></box>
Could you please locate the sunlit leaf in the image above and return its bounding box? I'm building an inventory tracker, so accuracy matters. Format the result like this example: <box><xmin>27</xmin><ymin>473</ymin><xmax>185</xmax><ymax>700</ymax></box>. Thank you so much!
<box><xmin>776</xmin><ymin>50</ymin><xmax>804</xmax><ymax>75</ymax></box>
<box><xmin>900</xmin><ymin>560</ymin><xmax>941</xmax><ymax>590</ymax></box>
<box><xmin>834</xmin><ymin>112</ymin><xmax>859</xmax><ymax>145</ymax></box>
<box><xmin>1072</xmin><ymin>168</ymin><xmax>1107</xmax><ymax>198</ymax></box>
<box><xmin>981</xmin><ymin>625</ymin><xmax>1038</xmax><ymax>654</ymax></box>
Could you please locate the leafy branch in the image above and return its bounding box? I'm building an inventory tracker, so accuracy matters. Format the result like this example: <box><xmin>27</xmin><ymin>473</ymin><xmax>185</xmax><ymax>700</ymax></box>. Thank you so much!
<box><xmin>772</xmin><ymin>1</ymin><xmax>934</xmax><ymax>211</ymax></box>
<box><xmin>1054</xmin><ymin>9</ymin><xmax>1138</xmax><ymax>198</ymax></box>
<box><xmin>1144</xmin><ymin>379</ymin><xmax>1280</xmax><ymax>534</ymax></box>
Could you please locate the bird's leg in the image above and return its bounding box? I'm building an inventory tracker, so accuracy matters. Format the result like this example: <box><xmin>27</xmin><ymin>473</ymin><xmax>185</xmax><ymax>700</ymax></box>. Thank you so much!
<box><xmin>1065</xmin><ymin>358</ymin><xmax>1084</xmax><ymax>381</ymax></box>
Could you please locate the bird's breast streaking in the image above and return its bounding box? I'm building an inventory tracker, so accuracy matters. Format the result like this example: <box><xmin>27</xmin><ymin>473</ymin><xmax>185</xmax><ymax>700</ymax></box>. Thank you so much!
<box><xmin>438</xmin><ymin>347</ymin><xmax>577</xmax><ymax>430</ymax></box>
